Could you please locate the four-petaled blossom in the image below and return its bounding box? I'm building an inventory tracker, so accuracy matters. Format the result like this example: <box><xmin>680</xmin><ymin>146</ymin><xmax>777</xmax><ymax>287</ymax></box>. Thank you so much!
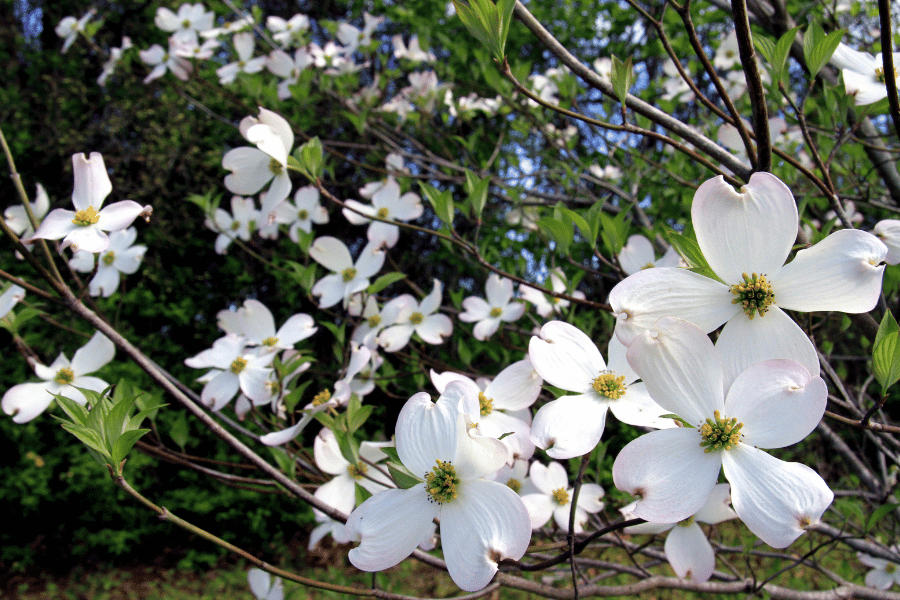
<box><xmin>858</xmin><ymin>547</ymin><xmax>900</xmax><ymax>590</ymax></box>
<box><xmin>609</xmin><ymin>172</ymin><xmax>886</xmax><ymax>386</ymax></box>
<box><xmin>377</xmin><ymin>279</ymin><xmax>452</xmax><ymax>351</ymax></box>
<box><xmin>521</xmin><ymin>461</ymin><xmax>605</xmax><ymax>533</ymax></box>
<box><xmin>392</xmin><ymin>35</ymin><xmax>435</xmax><ymax>62</ymax></box>
<box><xmin>55</xmin><ymin>10</ymin><xmax>95</xmax><ymax>53</ymax></box>
<box><xmin>621</xmin><ymin>483</ymin><xmax>737</xmax><ymax>582</ymax></box>
<box><xmin>155</xmin><ymin>3</ymin><xmax>215</xmax><ymax>45</ymax></box>
<box><xmin>205</xmin><ymin>195</ymin><xmax>258</xmax><ymax>254</ymax></box>
<box><xmin>5</xmin><ymin>183</ymin><xmax>50</xmax><ymax>257</ymax></box>
<box><xmin>28</xmin><ymin>153</ymin><xmax>152</xmax><ymax>253</ymax></box>
<box><xmin>829</xmin><ymin>42</ymin><xmax>900</xmax><ymax>105</ymax></box>
<box><xmin>459</xmin><ymin>274</ymin><xmax>526</xmax><ymax>341</ymax></box>
<box><xmin>216</xmin><ymin>299</ymin><xmax>316</xmax><ymax>352</ymax></box>
<box><xmin>2</xmin><ymin>331</ymin><xmax>114</xmax><ymax>423</ymax></box>
<box><xmin>68</xmin><ymin>227</ymin><xmax>147</xmax><ymax>297</ymax></box>
<box><xmin>216</xmin><ymin>31</ymin><xmax>267</xmax><ymax>84</ymax></box>
<box><xmin>528</xmin><ymin>321</ymin><xmax>673</xmax><ymax>459</ymax></box>
<box><xmin>309</xmin><ymin>237</ymin><xmax>385</xmax><ymax>309</ymax></box>
<box><xmin>612</xmin><ymin>317</ymin><xmax>833</xmax><ymax>548</ymax></box>
<box><xmin>139</xmin><ymin>41</ymin><xmax>192</xmax><ymax>83</ymax></box>
<box><xmin>184</xmin><ymin>335</ymin><xmax>275</xmax><ymax>410</ymax></box>
<box><xmin>519</xmin><ymin>268</ymin><xmax>585</xmax><ymax>318</ymax></box>
<box><xmin>343</xmin><ymin>178</ymin><xmax>423</xmax><ymax>248</ymax></box>
<box><xmin>266</xmin><ymin>14</ymin><xmax>310</xmax><ymax>47</ymax></box>
<box><xmin>618</xmin><ymin>234</ymin><xmax>682</xmax><ymax>276</ymax></box>
<box><xmin>346</xmin><ymin>382</ymin><xmax>531</xmax><ymax>592</ymax></box>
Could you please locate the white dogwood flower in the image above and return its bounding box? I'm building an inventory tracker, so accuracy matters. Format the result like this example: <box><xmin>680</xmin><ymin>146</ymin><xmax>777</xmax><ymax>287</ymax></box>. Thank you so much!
<box><xmin>830</xmin><ymin>42</ymin><xmax>900</xmax><ymax>105</ymax></box>
<box><xmin>521</xmin><ymin>461</ymin><xmax>605</xmax><ymax>533</ymax></box>
<box><xmin>459</xmin><ymin>274</ymin><xmax>525</xmax><ymax>341</ymax></box>
<box><xmin>309</xmin><ymin>237</ymin><xmax>385</xmax><ymax>309</ymax></box>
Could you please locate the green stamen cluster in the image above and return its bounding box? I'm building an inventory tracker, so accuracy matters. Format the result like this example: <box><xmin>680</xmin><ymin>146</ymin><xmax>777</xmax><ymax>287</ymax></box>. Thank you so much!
<box><xmin>376</xmin><ymin>207</ymin><xmax>390</xmax><ymax>219</ymax></box>
<box><xmin>699</xmin><ymin>410</ymin><xmax>744</xmax><ymax>453</ymax></box>
<box><xmin>72</xmin><ymin>206</ymin><xmax>100</xmax><ymax>226</ymax></box>
<box><xmin>342</xmin><ymin>267</ymin><xmax>357</xmax><ymax>282</ymax></box>
<box><xmin>730</xmin><ymin>272</ymin><xmax>775</xmax><ymax>319</ymax></box>
<box><xmin>875</xmin><ymin>67</ymin><xmax>898</xmax><ymax>83</ymax></box>
<box><xmin>54</xmin><ymin>367</ymin><xmax>75</xmax><ymax>385</ymax></box>
<box><xmin>592</xmin><ymin>372</ymin><xmax>627</xmax><ymax>399</ymax></box>
<box><xmin>677</xmin><ymin>515</ymin><xmax>696</xmax><ymax>528</ymax></box>
<box><xmin>347</xmin><ymin>462</ymin><xmax>368</xmax><ymax>480</ymax></box>
<box><xmin>230</xmin><ymin>221</ymin><xmax>240</xmax><ymax>231</ymax></box>
<box><xmin>551</xmin><ymin>487</ymin><xmax>570</xmax><ymax>506</ymax></box>
<box><xmin>230</xmin><ymin>357</ymin><xmax>248</xmax><ymax>374</ymax></box>
<box><xmin>311</xmin><ymin>389</ymin><xmax>331</xmax><ymax>406</ymax></box>
<box><xmin>640</xmin><ymin>262</ymin><xmax>655</xmax><ymax>270</ymax></box>
<box><xmin>262</xmin><ymin>337</ymin><xmax>278</xmax><ymax>347</ymax></box>
<box><xmin>269</xmin><ymin>158</ymin><xmax>283</xmax><ymax>175</ymax></box>
<box><xmin>478</xmin><ymin>391</ymin><xmax>494</xmax><ymax>416</ymax></box>
<box><xmin>425</xmin><ymin>460</ymin><xmax>460</xmax><ymax>504</ymax></box>
<box><xmin>506</xmin><ymin>478</ymin><xmax>522</xmax><ymax>493</ymax></box>
<box><xmin>885</xmin><ymin>563</ymin><xmax>897</xmax><ymax>574</ymax></box>
<box><xmin>409</xmin><ymin>311</ymin><xmax>424</xmax><ymax>325</ymax></box>
<box><xmin>297</xmin><ymin>209</ymin><xmax>309</xmax><ymax>220</ymax></box>
<box><xmin>102</xmin><ymin>251</ymin><xmax>116</xmax><ymax>266</ymax></box>
<box><xmin>489</xmin><ymin>307</ymin><xmax>503</xmax><ymax>318</ymax></box>
<box><xmin>368</xmin><ymin>314</ymin><xmax>381</xmax><ymax>328</ymax></box>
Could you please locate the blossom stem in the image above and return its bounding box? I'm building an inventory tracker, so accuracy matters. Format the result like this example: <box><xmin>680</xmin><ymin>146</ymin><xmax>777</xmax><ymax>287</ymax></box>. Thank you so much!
<box><xmin>730</xmin><ymin>0</ymin><xmax>771</xmax><ymax>172</ymax></box>
<box><xmin>878</xmin><ymin>0</ymin><xmax>900</xmax><ymax>142</ymax></box>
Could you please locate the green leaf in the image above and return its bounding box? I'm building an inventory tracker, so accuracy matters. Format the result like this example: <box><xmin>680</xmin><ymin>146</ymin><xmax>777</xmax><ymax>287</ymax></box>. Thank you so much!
<box><xmin>875</xmin><ymin>309</ymin><xmax>899</xmax><ymax>349</ymax></box>
<box><xmin>420</xmin><ymin>183</ymin><xmax>455</xmax><ymax>227</ymax></box>
<box><xmin>453</xmin><ymin>0</ymin><xmax>513</xmax><ymax>60</ymax></box>
<box><xmin>599</xmin><ymin>212</ymin><xmax>628</xmax><ymax>255</ymax></box>
<box><xmin>60</xmin><ymin>423</ymin><xmax>109</xmax><ymax>458</ymax></box>
<box><xmin>610</xmin><ymin>55</ymin><xmax>635</xmax><ymax>105</ymax></box>
<box><xmin>804</xmin><ymin>21</ymin><xmax>844</xmax><ymax>78</ymax></box>
<box><xmin>873</xmin><ymin>330</ymin><xmax>900</xmax><ymax>393</ymax></box>
<box><xmin>355</xmin><ymin>482</ymin><xmax>373</xmax><ymax>506</ymax></box>
<box><xmin>380</xmin><ymin>446</ymin><xmax>402</xmax><ymax>463</ymax></box>
<box><xmin>111</xmin><ymin>429</ymin><xmax>150</xmax><ymax>465</ymax></box>
<box><xmin>753</xmin><ymin>34</ymin><xmax>776</xmax><ymax>65</ymax></box>
<box><xmin>387</xmin><ymin>461</ymin><xmax>423</xmax><ymax>489</ymax></box>
<box><xmin>268</xmin><ymin>447</ymin><xmax>296</xmax><ymax>480</ymax></box>
<box><xmin>367</xmin><ymin>272</ymin><xmax>406</xmax><ymax>295</ymax></box>
<box><xmin>170</xmin><ymin>412</ymin><xmax>190</xmax><ymax>451</ymax></box>
<box><xmin>465</xmin><ymin>172</ymin><xmax>491</xmax><ymax>220</ymax></box>
<box><xmin>295</xmin><ymin>137</ymin><xmax>324</xmax><ymax>180</ymax></box>
<box><xmin>334</xmin><ymin>430</ymin><xmax>360</xmax><ymax>465</ymax></box>
<box><xmin>769</xmin><ymin>26</ymin><xmax>802</xmax><ymax>83</ymax></box>
<box><xmin>53</xmin><ymin>394</ymin><xmax>90</xmax><ymax>426</ymax></box>
<box><xmin>560</xmin><ymin>207</ymin><xmax>595</xmax><ymax>248</ymax></box>
<box><xmin>667</xmin><ymin>231</ymin><xmax>712</xmax><ymax>270</ymax></box>
<box><xmin>537</xmin><ymin>217</ymin><xmax>573</xmax><ymax>254</ymax></box>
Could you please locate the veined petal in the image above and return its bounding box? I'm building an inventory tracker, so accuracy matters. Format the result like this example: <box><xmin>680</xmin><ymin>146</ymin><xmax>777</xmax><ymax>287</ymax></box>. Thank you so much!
<box><xmin>70</xmin><ymin>331</ymin><xmax>115</xmax><ymax>375</ymax></box>
<box><xmin>726</xmin><ymin>360</ymin><xmax>826</xmax><ymax>449</ymax></box>
<box><xmin>343</xmin><ymin>199</ymin><xmax>375</xmax><ymax>224</ymax></box>
<box><xmin>201</xmin><ymin>371</ymin><xmax>239</xmax><ymax>410</ymax></box>
<box><xmin>455</xmin><ymin>413</ymin><xmax>510</xmax><ymax>480</ymax></box>
<box><xmin>222</xmin><ymin>147</ymin><xmax>272</xmax><ymax>195</ymax></box>
<box><xmin>28</xmin><ymin>209</ymin><xmax>78</xmax><ymax>242</ymax></box>
<box><xmin>521</xmin><ymin>493</ymin><xmax>555</xmax><ymax>529</ymax></box>
<box><xmin>64</xmin><ymin>226</ymin><xmax>109</xmax><ymax>253</ymax></box>
<box><xmin>96</xmin><ymin>200</ymin><xmax>150</xmax><ymax>232</ymax></box>
<box><xmin>310</xmin><ymin>236</ymin><xmax>353</xmax><ymax>272</ymax></box>
<box><xmin>715</xmin><ymin>306</ymin><xmax>819</xmax><ymax>389</ymax></box>
<box><xmin>246</xmin><ymin>123</ymin><xmax>288</xmax><ymax>166</ymax></box>
<box><xmin>472</xmin><ymin>318</ymin><xmax>501</xmax><ymax>341</ymax></box>
<box><xmin>618</xmin><ymin>234</ymin><xmax>657</xmax><ymax>275</ymax></box>
<box><xmin>665</xmin><ymin>522</ymin><xmax>715</xmax><ymax>582</ymax></box>
<box><xmin>770</xmin><ymin>229</ymin><xmax>886</xmax><ymax>313</ymax></box>
<box><xmin>530</xmin><ymin>394</ymin><xmax>608</xmax><ymax>459</ymax></box>
<box><xmin>416</xmin><ymin>313</ymin><xmax>452</xmax><ymax>344</ymax></box>
<box><xmin>695</xmin><ymin>483</ymin><xmax>737</xmax><ymax>525</ymax></box>
<box><xmin>459</xmin><ymin>296</ymin><xmax>491</xmax><ymax>322</ymax></box>
<box><xmin>613</xmin><ymin>427</ymin><xmax>721</xmax><ymax>523</ymax></box>
<box><xmin>528</xmin><ymin>321</ymin><xmax>604</xmax><ymax>393</ymax></box>
<box><xmin>312</xmin><ymin>274</ymin><xmax>346</xmax><ymax>309</ymax></box>
<box><xmin>608</xmin><ymin>382</ymin><xmax>677</xmax><ymax>429</ymax></box>
<box><xmin>485</xmin><ymin>274</ymin><xmax>513</xmax><ymax>306</ymax></box>
<box><xmin>71</xmin><ymin>152</ymin><xmax>112</xmax><ymax>211</ymax></box>
<box><xmin>396</xmin><ymin>391</ymin><xmax>458</xmax><ymax>477</ymax></box>
<box><xmin>347</xmin><ymin>486</ymin><xmax>439</xmax><ymax>572</ymax></box>
<box><xmin>355</xmin><ymin>241</ymin><xmax>386</xmax><ymax>278</ymax></box>
<box><xmin>722</xmin><ymin>445</ymin><xmax>832</xmax><ymax>548</ymax></box>
<box><xmin>314</xmin><ymin>428</ymin><xmax>348</xmax><ymax>475</ymax></box>
<box><xmin>626</xmin><ymin>317</ymin><xmax>724</xmax><ymax>426</ymax></box>
<box><xmin>315</xmin><ymin>475</ymin><xmax>357</xmax><ymax>517</ymax></box>
<box><xmin>485</xmin><ymin>358</ymin><xmax>542</xmax><ymax>411</ymax></box>
<box><xmin>609</xmin><ymin>268</ymin><xmax>736</xmax><ymax>346</ymax></box>
<box><xmin>693</xmin><ymin>173</ymin><xmax>798</xmax><ymax>283</ymax></box>
<box><xmin>440</xmin><ymin>479</ymin><xmax>531</xmax><ymax>592</ymax></box>
<box><xmin>258</xmin><ymin>107</ymin><xmax>294</xmax><ymax>154</ymax></box>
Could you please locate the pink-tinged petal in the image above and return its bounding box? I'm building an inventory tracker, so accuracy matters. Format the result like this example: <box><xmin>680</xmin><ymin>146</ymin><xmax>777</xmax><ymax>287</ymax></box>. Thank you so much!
<box><xmin>440</xmin><ymin>479</ymin><xmax>531</xmax><ymax>592</ymax></box>
<box><xmin>2</xmin><ymin>382</ymin><xmax>54</xmax><ymax>423</ymax></box>
<box><xmin>608</xmin><ymin>382</ymin><xmax>677</xmax><ymax>429</ymax></box>
<box><xmin>419</xmin><ymin>279</ymin><xmax>443</xmax><ymax>315</ymax></box>
<box><xmin>71</xmin><ymin>152</ymin><xmax>112</xmax><ymax>210</ymax></box>
<box><xmin>355</xmin><ymin>241</ymin><xmax>386</xmax><ymax>278</ymax></box>
<box><xmin>347</xmin><ymin>486</ymin><xmax>439</xmax><ymax>571</ymax></box>
<box><xmin>609</xmin><ymin>268</ymin><xmax>736</xmax><ymax>346</ymax></box>
<box><xmin>530</xmin><ymin>394</ymin><xmax>608</xmax><ymax>459</ymax></box>
<box><xmin>343</xmin><ymin>199</ymin><xmax>375</xmax><ymax>225</ymax></box>
<box><xmin>521</xmin><ymin>493</ymin><xmax>555</xmax><ymax>528</ymax></box>
<box><xmin>416</xmin><ymin>313</ymin><xmax>453</xmax><ymax>344</ymax></box>
<box><xmin>201</xmin><ymin>371</ymin><xmax>239</xmax><ymax>410</ymax></box>
<box><xmin>459</xmin><ymin>296</ymin><xmax>491</xmax><ymax>322</ymax></box>
<box><xmin>28</xmin><ymin>209</ymin><xmax>78</xmax><ymax>242</ymax></box>
<box><xmin>396</xmin><ymin>391</ymin><xmax>459</xmax><ymax>477</ymax></box>
<box><xmin>485</xmin><ymin>274</ymin><xmax>513</xmax><ymax>306</ymax></box>
<box><xmin>222</xmin><ymin>147</ymin><xmax>272</xmax><ymax>195</ymax></box>
<box><xmin>626</xmin><ymin>317</ymin><xmax>724</xmax><ymax>426</ymax></box>
<box><xmin>693</xmin><ymin>173</ymin><xmax>798</xmax><ymax>283</ymax></box>
<box><xmin>613</xmin><ymin>427</ymin><xmax>721</xmax><ymax>523</ymax></box>
<box><xmin>472</xmin><ymin>318</ymin><xmax>501</xmax><ymax>341</ymax></box>
<box><xmin>722</xmin><ymin>445</ymin><xmax>832</xmax><ymax>548</ymax></box>
<box><xmin>665</xmin><ymin>522</ymin><xmax>715</xmax><ymax>582</ymax></box>
<box><xmin>715</xmin><ymin>306</ymin><xmax>819</xmax><ymax>389</ymax></box>
<box><xmin>695</xmin><ymin>483</ymin><xmax>737</xmax><ymax>525</ymax></box>
<box><xmin>485</xmin><ymin>358</ymin><xmax>542</xmax><ymax>411</ymax></box>
<box><xmin>770</xmin><ymin>229</ymin><xmax>886</xmax><ymax>313</ymax></box>
<box><xmin>310</xmin><ymin>236</ymin><xmax>352</xmax><ymax>272</ymax></box>
<box><xmin>528</xmin><ymin>321</ymin><xmax>604</xmax><ymax>393</ymax></box>
<box><xmin>96</xmin><ymin>201</ymin><xmax>152</xmax><ymax>232</ymax></box>
<box><xmin>726</xmin><ymin>360</ymin><xmax>826</xmax><ymax>449</ymax></box>
<box><xmin>70</xmin><ymin>331</ymin><xmax>115</xmax><ymax>375</ymax></box>
<box><xmin>618</xmin><ymin>234</ymin><xmax>657</xmax><ymax>275</ymax></box>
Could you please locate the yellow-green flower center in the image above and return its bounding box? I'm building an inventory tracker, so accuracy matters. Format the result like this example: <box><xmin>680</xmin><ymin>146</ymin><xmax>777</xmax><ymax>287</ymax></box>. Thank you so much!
<box><xmin>506</xmin><ymin>478</ymin><xmax>522</xmax><ymax>493</ymax></box>
<box><xmin>347</xmin><ymin>462</ymin><xmax>368</xmax><ymax>480</ymax></box>
<box><xmin>886</xmin><ymin>563</ymin><xmax>898</xmax><ymax>574</ymax></box>
<box><xmin>262</xmin><ymin>337</ymin><xmax>278</xmax><ymax>347</ymax></box>
<box><xmin>730</xmin><ymin>272</ymin><xmax>775</xmax><ymax>319</ymax></box>
<box><xmin>592</xmin><ymin>372</ymin><xmax>627</xmax><ymax>399</ymax></box>
<box><xmin>54</xmin><ymin>367</ymin><xmax>75</xmax><ymax>385</ymax></box>
<box><xmin>269</xmin><ymin>158</ymin><xmax>283</xmax><ymax>175</ymax></box>
<box><xmin>311</xmin><ymin>389</ymin><xmax>331</xmax><ymax>406</ymax></box>
<box><xmin>72</xmin><ymin>206</ymin><xmax>100</xmax><ymax>226</ymax></box>
<box><xmin>182</xmin><ymin>18</ymin><xmax>191</xmax><ymax>28</ymax></box>
<box><xmin>367</xmin><ymin>314</ymin><xmax>381</xmax><ymax>327</ymax></box>
<box><xmin>102</xmin><ymin>251</ymin><xmax>116</xmax><ymax>266</ymax></box>
<box><xmin>230</xmin><ymin>221</ymin><xmax>240</xmax><ymax>231</ymax></box>
<box><xmin>230</xmin><ymin>357</ymin><xmax>248</xmax><ymax>374</ymax></box>
<box><xmin>425</xmin><ymin>460</ymin><xmax>459</xmax><ymax>504</ymax></box>
<box><xmin>699</xmin><ymin>410</ymin><xmax>744</xmax><ymax>453</ymax></box>
<box><xmin>678</xmin><ymin>515</ymin><xmax>696</xmax><ymax>527</ymax></box>
<box><xmin>551</xmin><ymin>487</ymin><xmax>570</xmax><ymax>506</ymax></box>
<box><xmin>875</xmin><ymin>66</ymin><xmax>898</xmax><ymax>83</ymax></box>
<box><xmin>640</xmin><ymin>262</ymin><xmax>655</xmax><ymax>270</ymax></box>
<box><xmin>376</xmin><ymin>207</ymin><xmax>390</xmax><ymax>219</ymax></box>
<box><xmin>489</xmin><ymin>307</ymin><xmax>503</xmax><ymax>318</ymax></box>
<box><xmin>297</xmin><ymin>208</ymin><xmax>309</xmax><ymax>220</ymax></box>
<box><xmin>342</xmin><ymin>267</ymin><xmax>357</xmax><ymax>282</ymax></box>
<box><xmin>409</xmin><ymin>311</ymin><xmax>424</xmax><ymax>325</ymax></box>
<box><xmin>478</xmin><ymin>391</ymin><xmax>494</xmax><ymax>416</ymax></box>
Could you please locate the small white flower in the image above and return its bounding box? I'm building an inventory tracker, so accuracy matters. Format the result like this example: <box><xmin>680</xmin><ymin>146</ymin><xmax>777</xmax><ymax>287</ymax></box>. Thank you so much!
<box><xmin>459</xmin><ymin>274</ymin><xmax>525</xmax><ymax>340</ymax></box>
<box><xmin>858</xmin><ymin>547</ymin><xmax>900</xmax><ymax>590</ymax></box>
<box><xmin>247</xmin><ymin>568</ymin><xmax>284</xmax><ymax>600</ymax></box>
<box><xmin>521</xmin><ymin>461</ymin><xmax>605</xmax><ymax>533</ymax></box>
<box><xmin>343</xmin><ymin>178</ymin><xmax>423</xmax><ymax>248</ymax></box>
<box><xmin>309</xmin><ymin>237</ymin><xmax>385</xmax><ymax>309</ymax></box>
<box><xmin>830</xmin><ymin>42</ymin><xmax>900</xmax><ymax>105</ymax></box>
<box><xmin>68</xmin><ymin>227</ymin><xmax>147</xmax><ymax>297</ymax></box>
<box><xmin>377</xmin><ymin>279</ymin><xmax>452</xmax><ymax>351</ymax></box>
<box><xmin>617</xmin><ymin>234</ymin><xmax>682</xmax><ymax>276</ymax></box>
<box><xmin>875</xmin><ymin>219</ymin><xmax>900</xmax><ymax>265</ymax></box>
<box><xmin>55</xmin><ymin>10</ymin><xmax>95</xmax><ymax>53</ymax></box>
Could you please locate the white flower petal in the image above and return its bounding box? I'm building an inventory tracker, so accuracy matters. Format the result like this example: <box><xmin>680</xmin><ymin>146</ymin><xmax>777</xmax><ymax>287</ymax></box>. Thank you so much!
<box><xmin>665</xmin><ymin>522</ymin><xmax>715</xmax><ymax>582</ymax></box>
<box><xmin>71</xmin><ymin>152</ymin><xmax>112</xmax><ymax>211</ymax></box>
<box><xmin>608</xmin><ymin>382</ymin><xmax>677</xmax><ymax>429</ymax></box>
<box><xmin>618</xmin><ymin>234</ymin><xmax>657</xmax><ymax>275</ymax></box>
<box><xmin>2</xmin><ymin>382</ymin><xmax>54</xmax><ymax>423</ymax></box>
<box><xmin>612</xmin><ymin>427</ymin><xmax>721</xmax><ymax>523</ymax></box>
<box><xmin>771</xmin><ymin>229</ymin><xmax>886</xmax><ymax>313</ymax></box>
<box><xmin>695</xmin><ymin>483</ymin><xmax>737</xmax><ymax>525</ymax></box>
<box><xmin>722</xmin><ymin>445</ymin><xmax>833</xmax><ymax>548</ymax></box>
<box><xmin>314</xmin><ymin>428</ymin><xmax>348</xmax><ymax>475</ymax></box>
<box><xmin>440</xmin><ymin>479</ymin><xmax>531</xmax><ymax>592</ymax></box>
<box><xmin>528</xmin><ymin>321</ymin><xmax>603</xmax><ymax>393</ymax></box>
<box><xmin>396</xmin><ymin>391</ymin><xmax>458</xmax><ymax>477</ymax></box>
<box><xmin>484</xmin><ymin>358</ymin><xmax>542</xmax><ymax>411</ymax></box>
<box><xmin>521</xmin><ymin>493</ymin><xmax>556</xmax><ymax>529</ymax></box>
<box><xmin>70</xmin><ymin>331</ymin><xmax>115</xmax><ymax>375</ymax></box>
<box><xmin>530</xmin><ymin>394</ymin><xmax>608</xmax><ymax>459</ymax></box>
